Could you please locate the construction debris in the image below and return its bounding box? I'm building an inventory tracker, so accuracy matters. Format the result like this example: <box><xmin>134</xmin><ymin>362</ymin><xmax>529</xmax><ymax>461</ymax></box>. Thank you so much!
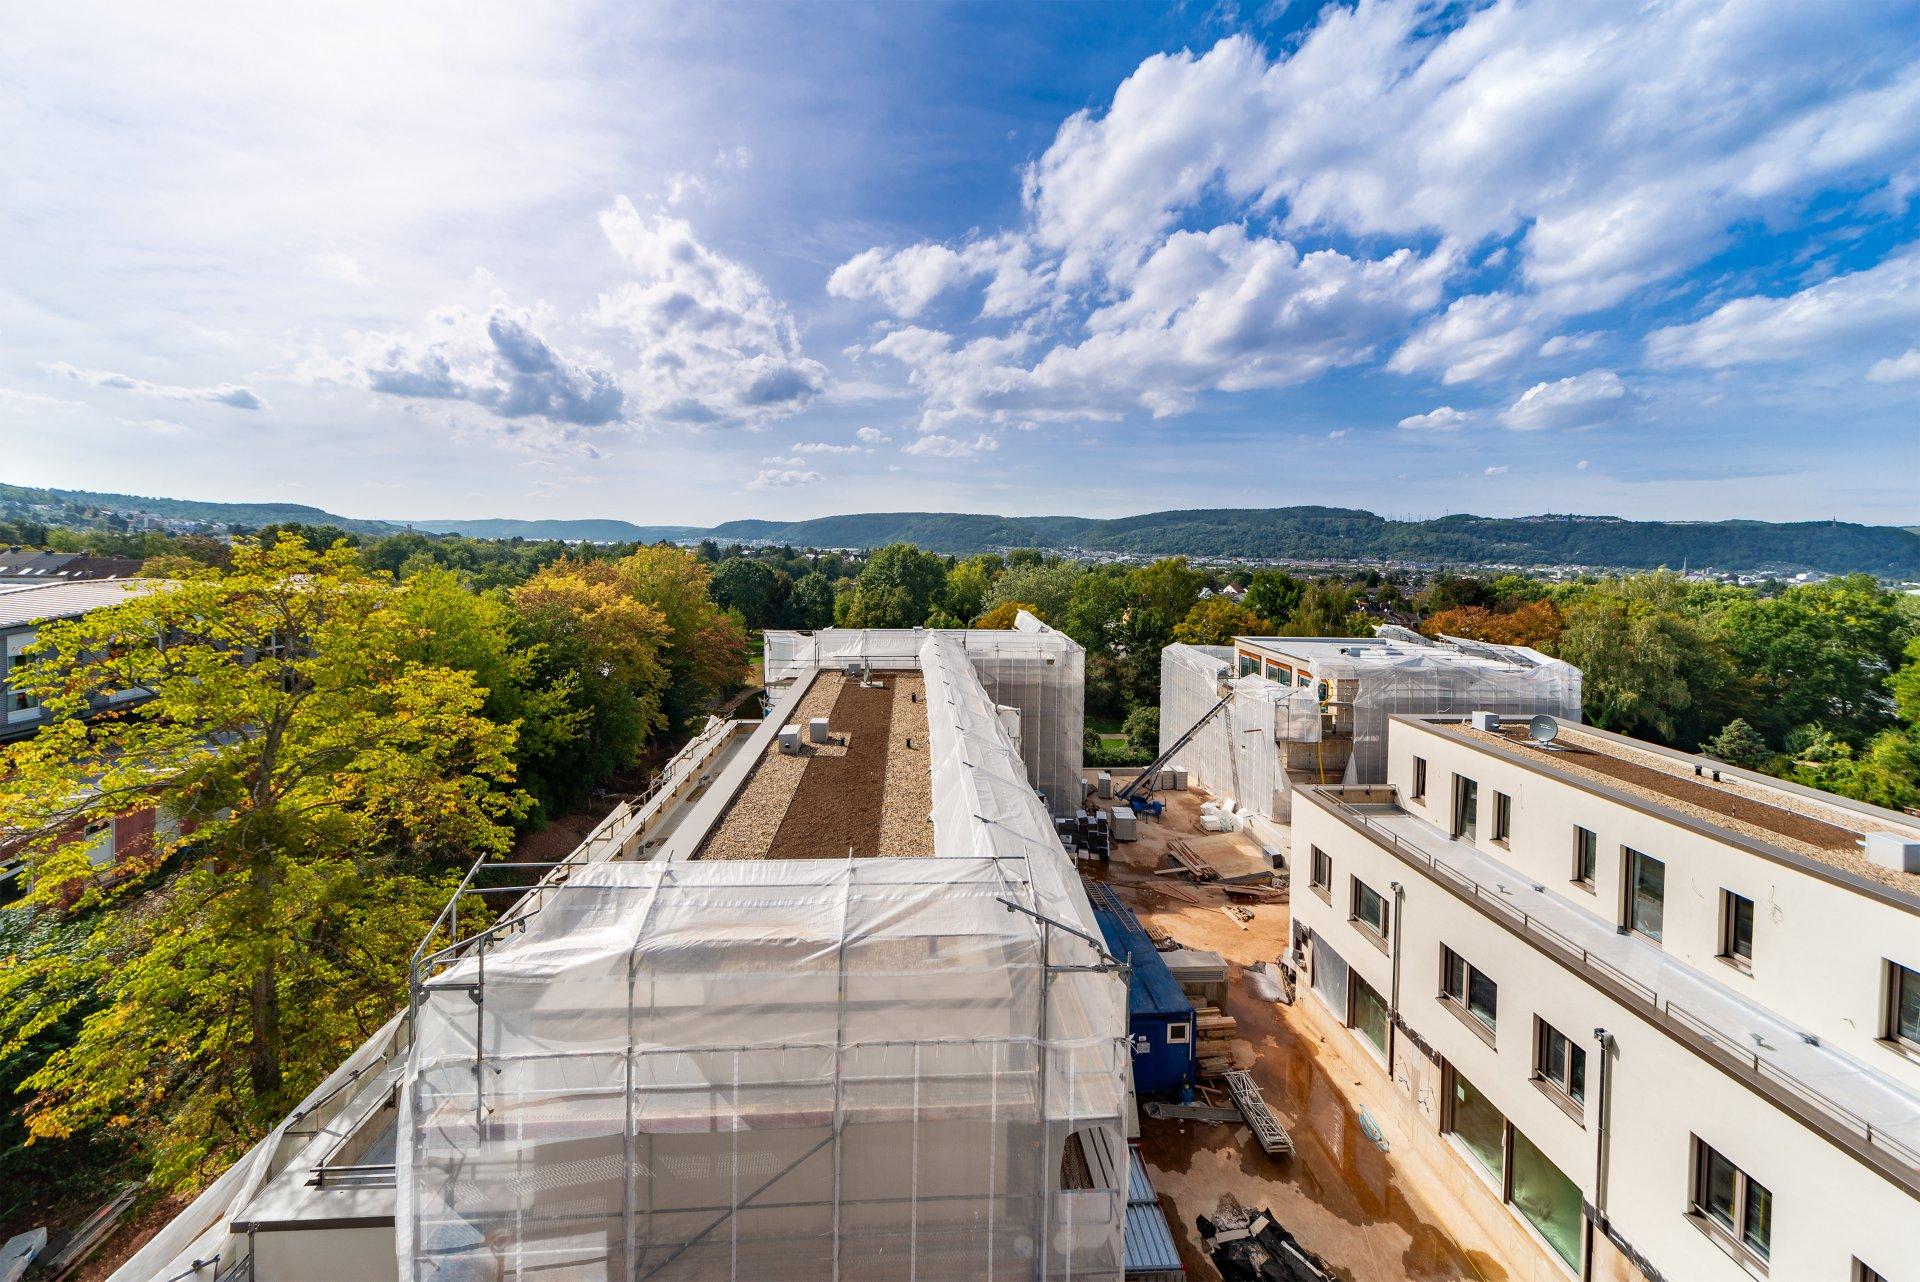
<box><xmin>1198</xmin><ymin>1197</ymin><xmax>1332</xmax><ymax>1281</ymax></box>
<box><xmin>1220</xmin><ymin>904</ymin><xmax>1255</xmax><ymax>929</ymax></box>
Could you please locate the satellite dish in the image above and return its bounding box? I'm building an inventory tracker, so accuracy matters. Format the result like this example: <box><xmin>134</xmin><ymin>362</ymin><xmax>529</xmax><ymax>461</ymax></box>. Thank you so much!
<box><xmin>1528</xmin><ymin>714</ymin><xmax>1560</xmax><ymax>746</ymax></box>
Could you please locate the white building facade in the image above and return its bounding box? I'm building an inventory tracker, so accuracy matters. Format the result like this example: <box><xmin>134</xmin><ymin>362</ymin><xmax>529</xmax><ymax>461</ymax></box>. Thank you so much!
<box><xmin>1291</xmin><ymin>714</ymin><xmax>1920</xmax><ymax>1282</ymax></box>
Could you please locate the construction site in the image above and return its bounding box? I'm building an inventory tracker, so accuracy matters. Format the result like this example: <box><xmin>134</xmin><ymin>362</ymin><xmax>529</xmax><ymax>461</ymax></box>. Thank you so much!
<box><xmin>102</xmin><ymin>619</ymin><xmax>1570</xmax><ymax>1282</ymax></box>
<box><xmin>1159</xmin><ymin>631</ymin><xmax>1581</xmax><ymax>830</ymax></box>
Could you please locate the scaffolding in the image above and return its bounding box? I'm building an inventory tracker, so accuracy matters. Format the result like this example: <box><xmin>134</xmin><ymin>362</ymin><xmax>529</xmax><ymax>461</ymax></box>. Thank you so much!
<box><xmin>1160</xmin><ymin>634</ymin><xmax>1582</xmax><ymax>821</ymax></box>
<box><xmin>764</xmin><ymin>616</ymin><xmax>1085</xmax><ymax>819</ymax></box>
<box><xmin>397</xmin><ymin>626</ymin><xmax>1126</xmax><ymax>1282</ymax></box>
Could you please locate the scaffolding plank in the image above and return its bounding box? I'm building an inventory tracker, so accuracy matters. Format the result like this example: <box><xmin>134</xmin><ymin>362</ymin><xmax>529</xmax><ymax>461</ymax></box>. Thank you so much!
<box><xmin>1223</xmin><ymin>1069</ymin><xmax>1292</xmax><ymax>1156</ymax></box>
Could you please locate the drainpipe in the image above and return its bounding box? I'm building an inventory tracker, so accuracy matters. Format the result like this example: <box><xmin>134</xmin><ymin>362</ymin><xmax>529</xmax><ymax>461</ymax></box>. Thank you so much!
<box><xmin>1585</xmin><ymin>1028</ymin><xmax>1616</xmax><ymax>1282</ymax></box>
<box><xmin>1386</xmin><ymin>880</ymin><xmax>1406</xmax><ymax>1080</ymax></box>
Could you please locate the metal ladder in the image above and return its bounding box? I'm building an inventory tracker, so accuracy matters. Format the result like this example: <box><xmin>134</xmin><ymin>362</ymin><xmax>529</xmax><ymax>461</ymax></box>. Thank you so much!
<box><xmin>1223</xmin><ymin>1068</ymin><xmax>1293</xmax><ymax>1155</ymax></box>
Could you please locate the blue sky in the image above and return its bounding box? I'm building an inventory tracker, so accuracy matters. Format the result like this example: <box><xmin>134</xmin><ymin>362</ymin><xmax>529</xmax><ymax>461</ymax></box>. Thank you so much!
<box><xmin>3</xmin><ymin>0</ymin><xmax>1918</xmax><ymax>527</ymax></box>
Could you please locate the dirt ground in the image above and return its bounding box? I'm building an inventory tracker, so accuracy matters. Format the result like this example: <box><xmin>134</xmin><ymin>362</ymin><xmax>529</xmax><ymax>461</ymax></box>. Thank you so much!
<box><xmin>1092</xmin><ymin>777</ymin><xmax>1523</xmax><ymax>1282</ymax></box>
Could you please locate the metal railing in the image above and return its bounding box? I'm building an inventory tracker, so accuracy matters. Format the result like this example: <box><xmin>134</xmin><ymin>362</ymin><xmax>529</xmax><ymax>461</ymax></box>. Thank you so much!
<box><xmin>1316</xmin><ymin>786</ymin><xmax>1920</xmax><ymax>1176</ymax></box>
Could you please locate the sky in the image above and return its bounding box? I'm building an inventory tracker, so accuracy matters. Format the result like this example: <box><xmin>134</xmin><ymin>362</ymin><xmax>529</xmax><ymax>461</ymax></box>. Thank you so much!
<box><xmin>3</xmin><ymin>0</ymin><xmax>1918</xmax><ymax>528</ymax></box>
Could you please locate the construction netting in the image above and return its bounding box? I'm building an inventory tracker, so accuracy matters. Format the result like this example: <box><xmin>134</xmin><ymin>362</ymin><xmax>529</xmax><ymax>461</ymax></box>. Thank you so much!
<box><xmin>765</xmin><ymin>617</ymin><xmax>1085</xmax><ymax>818</ymax></box>
<box><xmin>1160</xmin><ymin>635</ymin><xmax>1582</xmax><ymax>820</ymax></box>
<box><xmin>399</xmin><ymin>857</ymin><xmax>1128</xmax><ymax>1282</ymax></box>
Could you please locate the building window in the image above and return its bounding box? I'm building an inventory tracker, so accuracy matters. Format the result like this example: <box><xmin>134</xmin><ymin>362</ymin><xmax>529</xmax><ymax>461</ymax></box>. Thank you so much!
<box><xmin>1692</xmin><ymin>1138</ymin><xmax>1771</xmax><ymax>1264</ymax></box>
<box><xmin>1572</xmin><ymin>827</ymin><xmax>1597</xmax><ymax>888</ymax></box>
<box><xmin>1309</xmin><ymin>846</ymin><xmax>1332</xmax><ymax>900</ymax></box>
<box><xmin>7</xmin><ymin>652</ymin><xmax>36</xmax><ymax>713</ymax></box>
<box><xmin>1855</xmin><ymin>1261</ymin><xmax>1889</xmax><ymax>1282</ymax></box>
<box><xmin>1441</xmin><ymin>946</ymin><xmax>1498</xmax><ymax>1037</ymax></box>
<box><xmin>1166</xmin><ymin>1021</ymin><xmax>1190</xmax><ymax>1045</ymax></box>
<box><xmin>1533</xmin><ymin>1019</ymin><xmax>1586</xmax><ymax>1111</ymax></box>
<box><xmin>1351</xmin><ymin>877</ymin><xmax>1390</xmax><ymax>944</ymax></box>
<box><xmin>1491</xmin><ymin>791</ymin><xmax>1512</xmax><ymax>844</ymax></box>
<box><xmin>1719</xmin><ymin>891</ymin><xmax>1755</xmax><ymax>972</ymax></box>
<box><xmin>1446</xmin><ymin>1068</ymin><xmax>1583</xmax><ymax>1273</ymax></box>
<box><xmin>1453</xmin><ymin>775</ymin><xmax>1478</xmax><ymax>841</ymax></box>
<box><xmin>1266</xmin><ymin>660</ymin><xmax>1290</xmax><ymax>683</ymax></box>
<box><xmin>1447</xmin><ymin>1069</ymin><xmax>1506</xmax><ymax>1184</ymax></box>
<box><xmin>1627</xmin><ymin>849</ymin><xmax>1665</xmax><ymax>943</ymax></box>
<box><xmin>1349</xmin><ymin>972</ymin><xmax>1389</xmax><ymax>1057</ymax></box>
<box><xmin>1411</xmin><ymin>756</ymin><xmax>1427</xmax><ymax>801</ymax></box>
<box><xmin>1510</xmin><ymin>1126</ymin><xmax>1582</xmax><ymax>1270</ymax></box>
<box><xmin>1238</xmin><ymin>652</ymin><xmax>1260</xmax><ymax>678</ymax></box>
<box><xmin>1887</xmin><ymin>961</ymin><xmax>1920</xmax><ymax>1050</ymax></box>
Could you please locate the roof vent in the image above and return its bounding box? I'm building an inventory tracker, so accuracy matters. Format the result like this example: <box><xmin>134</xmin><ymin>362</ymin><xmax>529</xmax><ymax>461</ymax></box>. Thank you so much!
<box><xmin>1863</xmin><ymin>832</ymin><xmax>1920</xmax><ymax>875</ymax></box>
<box><xmin>1471</xmin><ymin>711</ymin><xmax>1502</xmax><ymax>732</ymax></box>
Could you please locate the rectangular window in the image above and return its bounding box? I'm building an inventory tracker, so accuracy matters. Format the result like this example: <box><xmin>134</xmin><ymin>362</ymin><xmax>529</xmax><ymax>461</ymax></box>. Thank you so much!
<box><xmin>1510</xmin><ymin>1126</ymin><xmax>1582</xmax><ymax>1270</ymax></box>
<box><xmin>1351</xmin><ymin>877</ymin><xmax>1389</xmax><ymax>943</ymax></box>
<box><xmin>1692</xmin><ymin>1138</ymin><xmax>1771</xmax><ymax>1263</ymax></box>
<box><xmin>1237</xmin><ymin>652</ymin><xmax>1260</xmax><ymax>678</ymax></box>
<box><xmin>1442</xmin><ymin>946</ymin><xmax>1498</xmax><ymax>1036</ymax></box>
<box><xmin>1412</xmin><ymin>756</ymin><xmax>1428</xmax><ymax>801</ymax></box>
<box><xmin>1888</xmin><ymin>961</ymin><xmax>1920</xmax><ymax>1049</ymax></box>
<box><xmin>1309</xmin><ymin>847</ymin><xmax>1332</xmax><ymax>899</ymax></box>
<box><xmin>1350</xmin><ymin>972</ymin><xmax>1389</xmax><ymax>1057</ymax></box>
<box><xmin>1453</xmin><ymin>775</ymin><xmax>1478</xmax><ymax>841</ymax></box>
<box><xmin>1627</xmin><ymin>849</ymin><xmax>1665</xmax><ymax>943</ymax></box>
<box><xmin>1572</xmin><ymin>827</ymin><xmax>1597</xmax><ymax>887</ymax></box>
<box><xmin>1855</xmin><ymin>1262</ymin><xmax>1889</xmax><ymax>1282</ymax></box>
<box><xmin>1266</xmin><ymin>660</ymin><xmax>1290</xmax><ymax>683</ymax></box>
<box><xmin>1719</xmin><ymin>891</ymin><xmax>1755</xmax><ymax>971</ymax></box>
<box><xmin>1533</xmin><ymin>1019</ymin><xmax>1586</xmax><ymax>1110</ymax></box>
<box><xmin>1491</xmin><ymin>791</ymin><xmax>1512</xmax><ymax>843</ymax></box>
<box><xmin>7</xmin><ymin>652</ymin><xmax>37</xmax><ymax>713</ymax></box>
<box><xmin>1166</xmin><ymin>1021</ymin><xmax>1190</xmax><ymax>1045</ymax></box>
<box><xmin>1447</xmin><ymin>1069</ymin><xmax>1506</xmax><ymax>1184</ymax></box>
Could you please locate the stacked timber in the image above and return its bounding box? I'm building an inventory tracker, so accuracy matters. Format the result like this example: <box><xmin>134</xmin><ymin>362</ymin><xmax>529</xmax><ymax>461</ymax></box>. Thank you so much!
<box><xmin>1195</xmin><ymin>1006</ymin><xmax>1240</xmax><ymax>1076</ymax></box>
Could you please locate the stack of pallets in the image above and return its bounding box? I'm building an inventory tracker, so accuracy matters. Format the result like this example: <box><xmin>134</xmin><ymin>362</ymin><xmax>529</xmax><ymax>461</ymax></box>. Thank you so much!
<box><xmin>1194</xmin><ymin>1006</ymin><xmax>1239</xmax><ymax>1076</ymax></box>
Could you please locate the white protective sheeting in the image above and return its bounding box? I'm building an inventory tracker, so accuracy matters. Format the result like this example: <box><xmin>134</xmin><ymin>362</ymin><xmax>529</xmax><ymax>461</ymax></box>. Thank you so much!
<box><xmin>1161</xmin><ymin>634</ymin><xmax>1582</xmax><ymax>820</ymax></box>
<box><xmin>400</xmin><ymin>858</ymin><xmax>1127</xmax><ymax>1282</ymax></box>
<box><xmin>764</xmin><ymin>622</ymin><xmax>1085</xmax><ymax>819</ymax></box>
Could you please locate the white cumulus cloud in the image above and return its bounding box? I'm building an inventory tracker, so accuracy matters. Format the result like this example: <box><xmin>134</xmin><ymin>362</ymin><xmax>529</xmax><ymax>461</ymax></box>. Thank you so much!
<box><xmin>344</xmin><ymin>306</ymin><xmax>625</xmax><ymax>426</ymax></box>
<box><xmin>746</xmin><ymin>465</ymin><xmax>820</xmax><ymax>490</ymax></box>
<box><xmin>1867</xmin><ymin>348</ymin><xmax>1920</xmax><ymax>383</ymax></box>
<box><xmin>1397</xmin><ymin>406</ymin><xmax>1473</xmax><ymax>432</ymax></box>
<box><xmin>902</xmin><ymin>432</ymin><xmax>998</xmax><ymax>459</ymax></box>
<box><xmin>855</xmin><ymin>426</ymin><xmax>891</xmax><ymax>445</ymax></box>
<box><xmin>1500</xmin><ymin>370</ymin><xmax>1627</xmax><ymax>432</ymax></box>
<box><xmin>791</xmin><ymin>440</ymin><xmax>862</xmax><ymax>455</ymax></box>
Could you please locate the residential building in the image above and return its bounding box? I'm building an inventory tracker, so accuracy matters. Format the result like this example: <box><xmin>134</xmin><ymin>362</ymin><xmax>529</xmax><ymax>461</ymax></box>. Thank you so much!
<box><xmin>117</xmin><ymin>618</ymin><xmax>1153</xmax><ymax>1282</ymax></box>
<box><xmin>1159</xmin><ymin>629</ymin><xmax>1580</xmax><ymax>826</ymax></box>
<box><xmin>0</xmin><ymin>547</ymin><xmax>145</xmax><ymax>584</ymax></box>
<box><xmin>1290</xmin><ymin>712</ymin><xmax>1920</xmax><ymax>1280</ymax></box>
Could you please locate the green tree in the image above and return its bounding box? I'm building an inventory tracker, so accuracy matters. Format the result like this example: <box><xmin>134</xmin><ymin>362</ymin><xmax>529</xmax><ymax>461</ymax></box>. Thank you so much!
<box><xmin>0</xmin><ymin>537</ymin><xmax>522</xmax><ymax>1184</ymax></box>
<box><xmin>614</xmin><ymin>546</ymin><xmax>748</xmax><ymax>725</ymax></box>
<box><xmin>1173</xmin><ymin>598</ymin><xmax>1272</xmax><ymax>646</ymax></box>
<box><xmin>1555</xmin><ymin>573</ymin><xmax>1742</xmax><ymax>745</ymax></box>
<box><xmin>709</xmin><ymin>557</ymin><xmax>782</xmax><ymax>629</ymax></box>
<box><xmin>1702</xmin><ymin>718</ymin><xmax>1773</xmax><ymax>770</ymax></box>
<box><xmin>1716</xmin><ymin>574</ymin><xmax>1909</xmax><ymax>746</ymax></box>
<box><xmin>984</xmin><ymin>561</ymin><xmax>1082</xmax><ymax>624</ymax></box>
<box><xmin>1130</xmin><ymin>557</ymin><xmax>1207</xmax><ymax>624</ymax></box>
<box><xmin>1122</xmin><ymin>705</ymin><xmax>1160</xmax><ymax>756</ymax></box>
<box><xmin>509</xmin><ymin>565</ymin><xmax>672</xmax><ymax>811</ymax></box>
<box><xmin>839</xmin><ymin>543</ymin><xmax>949</xmax><ymax>628</ymax></box>
<box><xmin>1281</xmin><ymin>581</ymin><xmax>1368</xmax><ymax>637</ymax></box>
<box><xmin>1243</xmin><ymin>570</ymin><xmax>1305</xmax><ymax>625</ymax></box>
<box><xmin>785</xmin><ymin>571</ymin><xmax>837</xmax><ymax>629</ymax></box>
<box><xmin>941</xmin><ymin>555</ymin><xmax>1001</xmax><ymax>623</ymax></box>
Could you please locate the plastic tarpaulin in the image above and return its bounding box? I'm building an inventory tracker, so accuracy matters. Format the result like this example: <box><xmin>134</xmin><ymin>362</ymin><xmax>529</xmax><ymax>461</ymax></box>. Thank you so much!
<box><xmin>400</xmin><ymin>858</ymin><xmax>1127</xmax><ymax>1281</ymax></box>
<box><xmin>1160</xmin><ymin>635</ymin><xmax>1581</xmax><ymax>821</ymax></box>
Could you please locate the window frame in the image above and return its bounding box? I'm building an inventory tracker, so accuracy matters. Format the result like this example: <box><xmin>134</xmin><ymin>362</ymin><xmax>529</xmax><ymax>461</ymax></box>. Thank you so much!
<box><xmin>1411</xmin><ymin>756</ymin><xmax>1428</xmax><ymax>802</ymax></box>
<box><xmin>1885</xmin><ymin>960</ymin><xmax>1920</xmax><ymax>1053</ymax></box>
<box><xmin>1440</xmin><ymin>945</ymin><xmax>1498</xmax><ymax>1043</ymax></box>
<box><xmin>1491</xmin><ymin>790</ymin><xmax>1512</xmax><ymax>845</ymax></box>
<box><xmin>1350</xmin><ymin>876</ymin><xmax>1390</xmax><ymax>949</ymax></box>
<box><xmin>1718</xmin><ymin>890</ymin><xmax>1755</xmax><ymax>974</ymax></box>
<box><xmin>1453</xmin><ymin>774</ymin><xmax>1478</xmax><ymax>841</ymax></box>
<box><xmin>1531</xmin><ymin>1018</ymin><xmax>1586</xmax><ymax>1119</ymax></box>
<box><xmin>1626</xmin><ymin>847</ymin><xmax>1665</xmax><ymax>944</ymax></box>
<box><xmin>1309</xmin><ymin>846</ymin><xmax>1332</xmax><ymax>903</ymax></box>
<box><xmin>1689</xmin><ymin>1137</ymin><xmax>1772</xmax><ymax>1269</ymax></box>
<box><xmin>1166</xmin><ymin>1020</ymin><xmax>1191</xmax><ymax>1046</ymax></box>
<box><xmin>1571</xmin><ymin>826</ymin><xmax>1597</xmax><ymax>890</ymax></box>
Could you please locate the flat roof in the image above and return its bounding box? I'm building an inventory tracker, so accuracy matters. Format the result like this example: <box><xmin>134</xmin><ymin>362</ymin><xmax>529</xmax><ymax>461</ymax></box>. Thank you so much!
<box><xmin>0</xmin><ymin>579</ymin><xmax>161</xmax><ymax>629</ymax></box>
<box><xmin>1421</xmin><ymin>717</ymin><xmax>1920</xmax><ymax>892</ymax></box>
<box><xmin>1234</xmin><ymin>634</ymin><xmax>1545</xmax><ymax>671</ymax></box>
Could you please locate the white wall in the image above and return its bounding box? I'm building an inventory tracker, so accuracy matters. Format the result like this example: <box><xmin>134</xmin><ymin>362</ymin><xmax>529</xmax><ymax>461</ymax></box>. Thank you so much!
<box><xmin>1388</xmin><ymin>718</ymin><xmax>1920</xmax><ymax>1096</ymax></box>
<box><xmin>1294</xmin><ymin>784</ymin><xmax>1919</xmax><ymax>1282</ymax></box>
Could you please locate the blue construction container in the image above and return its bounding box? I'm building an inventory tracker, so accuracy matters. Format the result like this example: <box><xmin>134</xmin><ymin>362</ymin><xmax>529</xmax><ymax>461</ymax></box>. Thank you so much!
<box><xmin>1090</xmin><ymin>885</ymin><xmax>1197</xmax><ymax>1096</ymax></box>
